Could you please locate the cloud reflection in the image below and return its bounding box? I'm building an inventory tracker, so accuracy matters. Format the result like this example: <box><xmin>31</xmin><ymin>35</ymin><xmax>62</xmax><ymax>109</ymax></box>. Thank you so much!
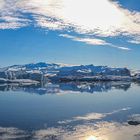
<box><xmin>0</xmin><ymin>127</ymin><xmax>29</xmax><ymax>139</ymax></box>
<box><xmin>58</xmin><ymin>107</ymin><xmax>131</xmax><ymax>124</ymax></box>
<box><xmin>0</xmin><ymin>108</ymin><xmax>132</xmax><ymax>139</ymax></box>
<box><xmin>1</xmin><ymin>120</ymin><xmax>140</xmax><ymax>140</ymax></box>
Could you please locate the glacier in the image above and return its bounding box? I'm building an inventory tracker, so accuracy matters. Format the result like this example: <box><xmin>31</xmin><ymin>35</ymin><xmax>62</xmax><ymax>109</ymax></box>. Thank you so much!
<box><xmin>0</xmin><ymin>62</ymin><xmax>139</xmax><ymax>83</ymax></box>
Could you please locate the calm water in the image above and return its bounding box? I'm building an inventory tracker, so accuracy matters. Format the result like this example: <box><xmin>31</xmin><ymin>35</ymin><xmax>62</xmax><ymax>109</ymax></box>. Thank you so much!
<box><xmin>0</xmin><ymin>82</ymin><xmax>140</xmax><ymax>140</ymax></box>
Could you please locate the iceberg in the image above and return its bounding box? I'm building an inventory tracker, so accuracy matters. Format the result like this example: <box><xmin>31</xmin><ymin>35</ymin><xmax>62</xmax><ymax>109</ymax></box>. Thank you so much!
<box><xmin>0</xmin><ymin>62</ymin><xmax>139</xmax><ymax>83</ymax></box>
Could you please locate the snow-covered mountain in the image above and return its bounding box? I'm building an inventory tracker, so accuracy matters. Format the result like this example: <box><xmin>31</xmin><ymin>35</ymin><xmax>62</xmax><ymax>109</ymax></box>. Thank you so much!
<box><xmin>0</xmin><ymin>62</ymin><xmax>139</xmax><ymax>83</ymax></box>
<box><xmin>1</xmin><ymin>62</ymin><xmax>61</xmax><ymax>71</ymax></box>
<box><xmin>0</xmin><ymin>62</ymin><xmax>61</xmax><ymax>81</ymax></box>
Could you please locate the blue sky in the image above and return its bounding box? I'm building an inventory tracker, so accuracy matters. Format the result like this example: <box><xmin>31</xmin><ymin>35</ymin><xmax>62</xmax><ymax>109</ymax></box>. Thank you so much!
<box><xmin>0</xmin><ymin>0</ymin><xmax>140</xmax><ymax>69</ymax></box>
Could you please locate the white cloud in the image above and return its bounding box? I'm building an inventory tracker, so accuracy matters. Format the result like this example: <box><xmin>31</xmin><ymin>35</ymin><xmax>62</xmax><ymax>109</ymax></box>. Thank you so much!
<box><xmin>109</xmin><ymin>44</ymin><xmax>131</xmax><ymax>51</ymax></box>
<box><xmin>60</xmin><ymin>34</ymin><xmax>131</xmax><ymax>50</ymax></box>
<box><xmin>34</xmin><ymin>16</ymin><xmax>69</xmax><ymax>30</ymax></box>
<box><xmin>0</xmin><ymin>0</ymin><xmax>30</xmax><ymax>29</ymax></box>
<box><xmin>128</xmin><ymin>37</ymin><xmax>140</xmax><ymax>44</ymax></box>
<box><xmin>0</xmin><ymin>15</ymin><xmax>30</xmax><ymax>29</ymax></box>
<box><xmin>0</xmin><ymin>22</ymin><xmax>27</xmax><ymax>29</ymax></box>
<box><xmin>0</xmin><ymin>0</ymin><xmax>140</xmax><ymax>49</ymax></box>
<box><xmin>16</xmin><ymin>0</ymin><xmax>140</xmax><ymax>37</ymax></box>
<box><xmin>59</xmin><ymin>34</ymin><xmax>107</xmax><ymax>45</ymax></box>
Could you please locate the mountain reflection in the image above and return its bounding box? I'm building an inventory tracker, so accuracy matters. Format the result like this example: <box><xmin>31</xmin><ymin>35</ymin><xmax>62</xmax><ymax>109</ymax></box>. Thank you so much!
<box><xmin>0</xmin><ymin>82</ymin><xmax>140</xmax><ymax>140</ymax></box>
<box><xmin>0</xmin><ymin>81</ymin><xmax>132</xmax><ymax>94</ymax></box>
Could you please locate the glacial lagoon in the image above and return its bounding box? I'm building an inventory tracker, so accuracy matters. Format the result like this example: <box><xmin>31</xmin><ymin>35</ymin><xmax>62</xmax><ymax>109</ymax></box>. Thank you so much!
<box><xmin>0</xmin><ymin>82</ymin><xmax>140</xmax><ymax>140</ymax></box>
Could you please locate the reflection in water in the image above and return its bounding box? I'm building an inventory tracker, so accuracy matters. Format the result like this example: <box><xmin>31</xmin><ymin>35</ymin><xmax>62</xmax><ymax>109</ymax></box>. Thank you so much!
<box><xmin>0</xmin><ymin>82</ymin><xmax>140</xmax><ymax>140</ymax></box>
<box><xmin>1</xmin><ymin>111</ymin><xmax>140</xmax><ymax>140</ymax></box>
<box><xmin>86</xmin><ymin>136</ymin><xmax>97</xmax><ymax>140</ymax></box>
<box><xmin>0</xmin><ymin>106</ymin><xmax>137</xmax><ymax>140</ymax></box>
<box><xmin>128</xmin><ymin>114</ymin><xmax>140</xmax><ymax>126</ymax></box>
<box><xmin>58</xmin><ymin>107</ymin><xmax>131</xmax><ymax>124</ymax></box>
<box><xmin>0</xmin><ymin>81</ymin><xmax>132</xmax><ymax>94</ymax></box>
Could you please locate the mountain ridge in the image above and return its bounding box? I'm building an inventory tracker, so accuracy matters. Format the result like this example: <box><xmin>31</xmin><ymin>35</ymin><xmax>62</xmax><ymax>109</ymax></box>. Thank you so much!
<box><xmin>0</xmin><ymin>62</ymin><xmax>139</xmax><ymax>83</ymax></box>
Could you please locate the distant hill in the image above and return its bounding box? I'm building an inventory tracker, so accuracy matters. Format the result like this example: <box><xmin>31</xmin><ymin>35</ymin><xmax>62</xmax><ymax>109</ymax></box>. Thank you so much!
<box><xmin>0</xmin><ymin>62</ymin><xmax>139</xmax><ymax>83</ymax></box>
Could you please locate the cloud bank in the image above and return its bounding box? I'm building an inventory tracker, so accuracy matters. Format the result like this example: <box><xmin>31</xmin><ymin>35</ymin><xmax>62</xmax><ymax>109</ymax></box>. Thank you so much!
<box><xmin>0</xmin><ymin>0</ymin><xmax>140</xmax><ymax>49</ymax></box>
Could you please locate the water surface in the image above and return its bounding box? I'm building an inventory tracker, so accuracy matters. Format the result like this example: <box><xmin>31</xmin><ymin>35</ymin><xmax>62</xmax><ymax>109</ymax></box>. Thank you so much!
<box><xmin>0</xmin><ymin>82</ymin><xmax>140</xmax><ymax>140</ymax></box>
